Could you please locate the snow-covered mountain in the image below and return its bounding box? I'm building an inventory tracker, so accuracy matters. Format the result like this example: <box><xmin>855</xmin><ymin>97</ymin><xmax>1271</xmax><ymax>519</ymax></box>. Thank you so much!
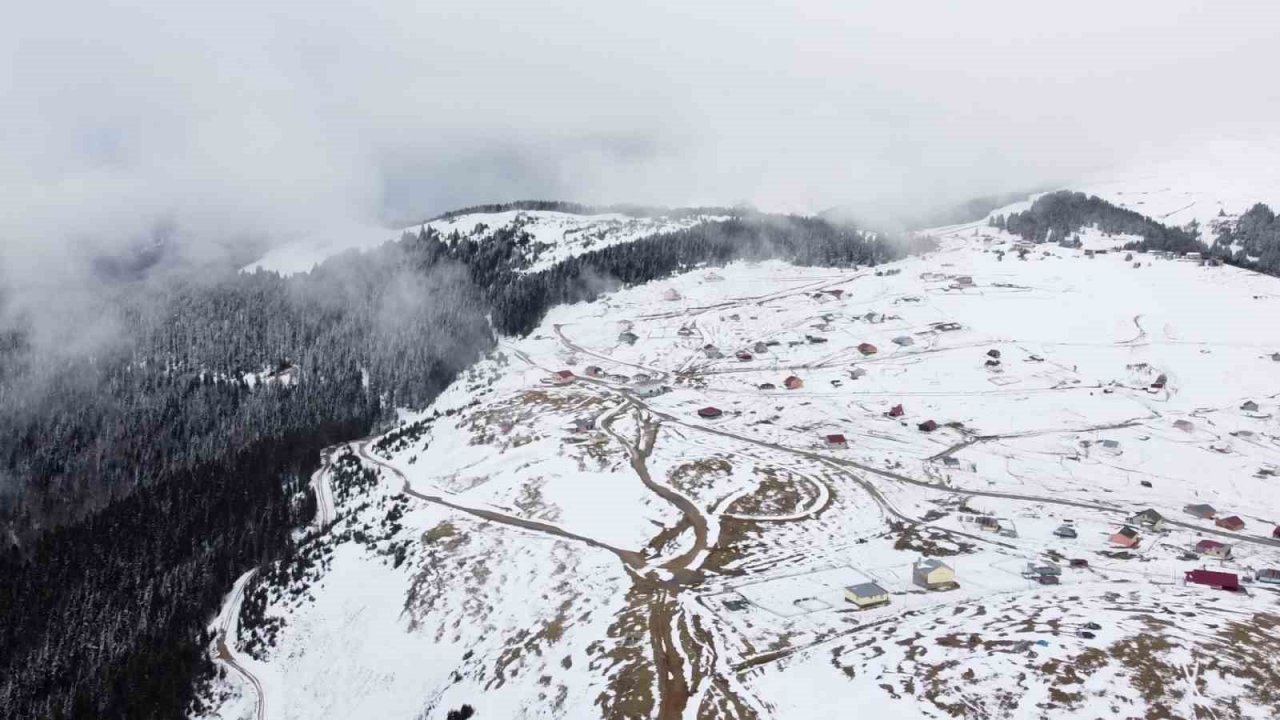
<box><xmin>200</xmin><ymin>208</ymin><xmax>1280</xmax><ymax>719</ymax></box>
<box><xmin>243</xmin><ymin>207</ymin><xmax>732</xmax><ymax>276</ymax></box>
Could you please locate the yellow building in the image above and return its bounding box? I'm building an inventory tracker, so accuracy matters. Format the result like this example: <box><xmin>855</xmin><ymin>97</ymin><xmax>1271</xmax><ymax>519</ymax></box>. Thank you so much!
<box><xmin>913</xmin><ymin>559</ymin><xmax>956</xmax><ymax>590</ymax></box>
<box><xmin>844</xmin><ymin>582</ymin><xmax>890</xmax><ymax>608</ymax></box>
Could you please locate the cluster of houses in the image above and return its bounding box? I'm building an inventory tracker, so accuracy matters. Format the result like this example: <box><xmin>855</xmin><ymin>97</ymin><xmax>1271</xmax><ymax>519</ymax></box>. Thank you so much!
<box><xmin>843</xmin><ymin>559</ymin><xmax>957</xmax><ymax>609</ymax></box>
<box><xmin>1023</xmin><ymin>561</ymin><xmax>1063</xmax><ymax>586</ymax></box>
<box><xmin>702</xmin><ymin>340</ymin><xmax>777</xmax><ymax>361</ymax></box>
<box><xmin>1183</xmin><ymin>503</ymin><xmax>1247</xmax><ymax>531</ymax></box>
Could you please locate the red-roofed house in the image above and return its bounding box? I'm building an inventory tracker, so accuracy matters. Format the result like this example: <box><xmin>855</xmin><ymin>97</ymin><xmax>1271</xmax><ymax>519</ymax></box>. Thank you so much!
<box><xmin>784</xmin><ymin>376</ymin><xmax>804</xmax><ymax>390</ymax></box>
<box><xmin>857</xmin><ymin>342</ymin><xmax>878</xmax><ymax>356</ymax></box>
<box><xmin>887</xmin><ymin>404</ymin><xmax>904</xmax><ymax>418</ymax></box>
<box><xmin>697</xmin><ymin>407</ymin><xmax>723</xmax><ymax>419</ymax></box>
<box><xmin>1185</xmin><ymin>569</ymin><xmax>1239</xmax><ymax>591</ymax></box>
<box><xmin>550</xmin><ymin>370</ymin><xmax>576</xmax><ymax>385</ymax></box>
<box><xmin>1195</xmin><ymin>539</ymin><xmax>1232</xmax><ymax>559</ymax></box>
<box><xmin>825</xmin><ymin>434</ymin><xmax>848</xmax><ymax>449</ymax></box>
<box><xmin>735</xmin><ymin>350</ymin><xmax>753</xmax><ymax>362</ymax></box>
<box><xmin>917</xmin><ymin>419</ymin><xmax>938</xmax><ymax>433</ymax></box>
<box><xmin>1109</xmin><ymin>526</ymin><xmax>1140</xmax><ymax>548</ymax></box>
<box><xmin>1216</xmin><ymin>516</ymin><xmax>1245</xmax><ymax>531</ymax></box>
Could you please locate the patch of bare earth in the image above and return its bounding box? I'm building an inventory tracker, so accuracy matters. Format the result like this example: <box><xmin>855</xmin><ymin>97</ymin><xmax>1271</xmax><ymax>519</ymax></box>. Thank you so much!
<box><xmin>889</xmin><ymin>521</ymin><xmax>975</xmax><ymax>556</ymax></box>
<box><xmin>724</xmin><ymin>466</ymin><xmax>817</xmax><ymax>517</ymax></box>
<box><xmin>669</xmin><ymin>457</ymin><xmax>732</xmax><ymax>495</ymax></box>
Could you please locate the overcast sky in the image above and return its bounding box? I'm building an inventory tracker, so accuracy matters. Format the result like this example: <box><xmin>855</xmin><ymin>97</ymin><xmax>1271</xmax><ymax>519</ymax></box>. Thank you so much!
<box><xmin>3</xmin><ymin>0</ymin><xmax>1279</xmax><ymax>272</ymax></box>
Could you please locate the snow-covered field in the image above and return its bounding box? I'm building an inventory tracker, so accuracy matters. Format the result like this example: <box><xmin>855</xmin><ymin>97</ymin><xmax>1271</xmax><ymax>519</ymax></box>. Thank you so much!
<box><xmin>203</xmin><ymin>220</ymin><xmax>1280</xmax><ymax>719</ymax></box>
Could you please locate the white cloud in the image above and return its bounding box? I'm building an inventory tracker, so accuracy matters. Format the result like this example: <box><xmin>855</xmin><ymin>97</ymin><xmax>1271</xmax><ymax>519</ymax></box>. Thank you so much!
<box><xmin>2</xmin><ymin>0</ymin><xmax>1278</xmax><ymax>278</ymax></box>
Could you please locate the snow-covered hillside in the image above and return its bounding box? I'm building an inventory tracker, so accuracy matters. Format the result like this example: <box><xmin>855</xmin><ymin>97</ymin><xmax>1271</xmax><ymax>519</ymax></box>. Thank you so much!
<box><xmin>1074</xmin><ymin>139</ymin><xmax>1280</xmax><ymax>231</ymax></box>
<box><xmin>203</xmin><ymin>220</ymin><xmax>1280</xmax><ymax>719</ymax></box>
<box><xmin>242</xmin><ymin>209</ymin><xmax>730</xmax><ymax>276</ymax></box>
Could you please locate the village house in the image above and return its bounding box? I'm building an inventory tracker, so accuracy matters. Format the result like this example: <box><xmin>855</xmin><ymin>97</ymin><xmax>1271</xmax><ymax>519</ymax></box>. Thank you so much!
<box><xmin>1272</xmin><ymin>352</ymin><xmax>1280</xmax><ymax>362</ymax></box>
<box><xmin>663</xmin><ymin>288</ymin><xmax>682</xmax><ymax>301</ymax></box>
<box><xmin>1256</xmin><ymin>569</ymin><xmax>1280</xmax><ymax>585</ymax></box>
<box><xmin>1054</xmin><ymin>524</ymin><xmax>1078</xmax><ymax>539</ymax></box>
<box><xmin>570</xmin><ymin>418</ymin><xmax>595</xmax><ymax>433</ymax></box>
<box><xmin>844</xmin><ymin>582</ymin><xmax>890</xmax><ymax>609</ymax></box>
<box><xmin>677</xmin><ymin>326</ymin><xmax>695</xmax><ymax>337</ymax></box>
<box><xmin>892</xmin><ymin>335</ymin><xmax>914</xmax><ymax>347</ymax></box>
<box><xmin>1274</xmin><ymin>526</ymin><xmax>1280</xmax><ymax>539</ymax></box>
<box><xmin>1216</xmin><ymin>515</ymin><xmax>1245</xmax><ymax>531</ymax></box>
<box><xmin>931</xmin><ymin>322</ymin><xmax>962</xmax><ymax>332</ymax></box>
<box><xmin>1185</xmin><ymin>569</ymin><xmax>1239</xmax><ymax>591</ymax></box>
<box><xmin>984</xmin><ymin>358</ymin><xmax>1001</xmax><ymax>368</ymax></box>
<box><xmin>857</xmin><ymin>342</ymin><xmax>878</xmax><ymax>356</ymax></box>
<box><xmin>697</xmin><ymin>406</ymin><xmax>723</xmax><ymax>419</ymax></box>
<box><xmin>735</xmin><ymin>350</ymin><xmax>753</xmax><ymax>361</ymax></box>
<box><xmin>1184</xmin><ymin>503</ymin><xmax>1217</xmax><ymax>520</ymax></box>
<box><xmin>1097</xmin><ymin>439</ymin><xmax>1122</xmax><ymax>456</ymax></box>
<box><xmin>824</xmin><ymin>434</ymin><xmax>848</xmax><ymax>449</ymax></box>
<box><xmin>1173</xmin><ymin>419</ymin><xmax>1195</xmax><ymax>432</ymax></box>
<box><xmin>887</xmin><ymin>404</ymin><xmax>904</xmax><ymax>418</ymax></box>
<box><xmin>1025</xmin><ymin>562</ymin><xmax>1062</xmax><ymax>578</ymax></box>
<box><xmin>1037</xmin><ymin>575</ymin><xmax>1060</xmax><ymax>586</ymax></box>
<box><xmin>784</xmin><ymin>376</ymin><xmax>804</xmax><ymax>390</ymax></box>
<box><xmin>758</xmin><ymin>382</ymin><xmax>776</xmax><ymax>390</ymax></box>
<box><xmin>1127</xmin><ymin>509</ymin><xmax>1167</xmax><ymax>531</ymax></box>
<box><xmin>549</xmin><ymin>370</ymin><xmax>576</xmax><ymax>386</ymax></box>
<box><xmin>752</xmin><ymin>341</ymin><xmax>769</xmax><ymax>354</ymax></box>
<box><xmin>912</xmin><ymin>559</ymin><xmax>956</xmax><ymax>590</ymax></box>
<box><xmin>1242</xmin><ymin>400</ymin><xmax>1260</xmax><ymax>412</ymax></box>
<box><xmin>584</xmin><ymin>365</ymin><xmax>604</xmax><ymax>378</ymax></box>
<box><xmin>605</xmin><ymin>373</ymin><xmax>630</xmax><ymax>383</ymax></box>
<box><xmin>954</xmin><ymin>276</ymin><xmax>975</xmax><ymax>287</ymax></box>
<box><xmin>1195</xmin><ymin>539</ymin><xmax>1232</xmax><ymax>559</ymax></box>
<box><xmin>823</xmin><ymin>289</ymin><xmax>845</xmax><ymax>299</ymax></box>
<box><xmin>703</xmin><ymin>344</ymin><xmax>723</xmax><ymax>359</ymax></box>
<box><xmin>986</xmin><ymin>349</ymin><xmax>1001</xmax><ymax>359</ymax></box>
<box><xmin>633</xmin><ymin>382</ymin><xmax>666</xmax><ymax>399</ymax></box>
<box><xmin>940</xmin><ymin>456</ymin><xmax>960</xmax><ymax>468</ymax></box>
<box><xmin>618</xmin><ymin>331</ymin><xmax>639</xmax><ymax>345</ymax></box>
<box><xmin>917</xmin><ymin>420</ymin><xmax>939</xmax><ymax>433</ymax></box>
<box><xmin>849</xmin><ymin>367</ymin><xmax>868</xmax><ymax>380</ymax></box>
<box><xmin>704</xmin><ymin>272</ymin><xmax>724</xmax><ymax>282</ymax></box>
<box><xmin>806</xmin><ymin>335</ymin><xmax>829</xmax><ymax>344</ymax></box>
<box><xmin>1110</xmin><ymin>526</ymin><xmax>1141</xmax><ymax>548</ymax></box>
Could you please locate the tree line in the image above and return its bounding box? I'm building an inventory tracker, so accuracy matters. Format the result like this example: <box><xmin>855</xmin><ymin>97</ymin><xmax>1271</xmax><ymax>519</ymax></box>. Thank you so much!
<box><xmin>993</xmin><ymin>191</ymin><xmax>1280</xmax><ymax>279</ymax></box>
<box><xmin>0</xmin><ymin>206</ymin><xmax>900</xmax><ymax>719</ymax></box>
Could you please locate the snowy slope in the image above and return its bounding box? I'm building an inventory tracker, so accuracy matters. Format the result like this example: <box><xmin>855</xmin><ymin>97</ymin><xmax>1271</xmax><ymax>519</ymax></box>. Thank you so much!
<box><xmin>242</xmin><ymin>209</ymin><xmax>730</xmax><ymax>276</ymax></box>
<box><xmin>1073</xmin><ymin>138</ymin><xmax>1280</xmax><ymax>231</ymax></box>
<box><xmin>201</xmin><ymin>219</ymin><xmax>1280</xmax><ymax>720</ymax></box>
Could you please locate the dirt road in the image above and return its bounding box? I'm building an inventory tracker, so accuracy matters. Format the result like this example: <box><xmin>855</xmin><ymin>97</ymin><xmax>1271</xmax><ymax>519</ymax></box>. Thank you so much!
<box><xmin>356</xmin><ymin>441</ymin><xmax>648</xmax><ymax>567</ymax></box>
<box><xmin>215</xmin><ymin>569</ymin><xmax>266</xmax><ymax>720</ymax></box>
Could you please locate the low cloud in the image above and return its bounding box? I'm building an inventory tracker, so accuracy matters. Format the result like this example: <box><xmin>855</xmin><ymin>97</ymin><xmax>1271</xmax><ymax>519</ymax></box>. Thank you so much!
<box><xmin>3</xmin><ymin>0</ymin><xmax>1278</xmax><ymax>301</ymax></box>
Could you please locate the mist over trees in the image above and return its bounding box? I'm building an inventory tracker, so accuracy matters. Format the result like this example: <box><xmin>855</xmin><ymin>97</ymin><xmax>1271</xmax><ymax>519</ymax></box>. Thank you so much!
<box><xmin>0</xmin><ymin>206</ymin><xmax>901</xmax><ymax>719</ymax></box>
